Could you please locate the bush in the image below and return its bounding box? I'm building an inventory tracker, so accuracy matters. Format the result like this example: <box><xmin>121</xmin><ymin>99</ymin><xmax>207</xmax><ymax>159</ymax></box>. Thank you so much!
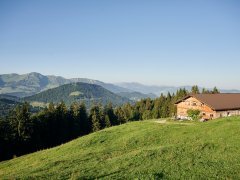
<box><xmin>187</xmin><ymin>109</ymin><xmax>201</xmax><ymax>120</ymax></box>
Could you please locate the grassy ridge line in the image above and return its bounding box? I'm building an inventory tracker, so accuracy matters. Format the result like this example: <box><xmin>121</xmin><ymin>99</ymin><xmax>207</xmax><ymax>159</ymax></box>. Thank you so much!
<box><xmin>0</xmin><ymin>117</ymin><xmax>239</xmax><ymax>179</ymax></box>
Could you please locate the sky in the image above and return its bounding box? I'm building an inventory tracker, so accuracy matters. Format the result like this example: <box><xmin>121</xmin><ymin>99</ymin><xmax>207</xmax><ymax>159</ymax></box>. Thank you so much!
<box><xmin>0</xmin><ymin>0</ymin><xmax>240</xmax><ymax>89</ymax></box>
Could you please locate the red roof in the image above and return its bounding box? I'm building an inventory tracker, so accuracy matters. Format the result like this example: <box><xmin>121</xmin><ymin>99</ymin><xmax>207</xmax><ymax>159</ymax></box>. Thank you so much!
<box><xmin>175</xmin><ymin>93</ymin><xmax>240</xmax><ymax>111</ymax></box>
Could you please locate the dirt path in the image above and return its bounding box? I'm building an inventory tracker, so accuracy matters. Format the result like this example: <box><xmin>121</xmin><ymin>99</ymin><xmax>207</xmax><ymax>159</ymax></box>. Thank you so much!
<box><xmin>154</xmin><ymin>119</ymin><xmax>194</xmax><ymax>125</ymax></box>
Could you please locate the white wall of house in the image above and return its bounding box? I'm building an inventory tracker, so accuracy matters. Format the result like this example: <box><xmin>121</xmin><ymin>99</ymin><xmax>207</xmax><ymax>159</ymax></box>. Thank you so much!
<box><xmin>216</xmin><ymin>110</ymin><xmax>240</xmax><ymax>118</ymax></box>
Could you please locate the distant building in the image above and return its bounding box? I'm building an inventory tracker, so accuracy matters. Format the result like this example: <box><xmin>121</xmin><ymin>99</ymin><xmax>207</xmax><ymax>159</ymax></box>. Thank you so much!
<box><xmin>175</xmin><ymin>94</ymin><xmax>240</xmax><ymax>120</ymax></box>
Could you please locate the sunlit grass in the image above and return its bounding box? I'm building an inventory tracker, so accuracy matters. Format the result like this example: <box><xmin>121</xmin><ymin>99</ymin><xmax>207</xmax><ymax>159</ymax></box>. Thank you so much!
<box><xmin>0</xmin><ymin>117</ymin><xmax>239</xmax><ymax>179</ymax></box>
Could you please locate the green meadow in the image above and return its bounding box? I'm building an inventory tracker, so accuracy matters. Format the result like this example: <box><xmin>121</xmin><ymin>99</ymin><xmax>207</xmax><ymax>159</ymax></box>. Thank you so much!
<box><xmin>0</xmin><ymin>117</ymin><xmax>239</xmax><ymax>179</ymax></box>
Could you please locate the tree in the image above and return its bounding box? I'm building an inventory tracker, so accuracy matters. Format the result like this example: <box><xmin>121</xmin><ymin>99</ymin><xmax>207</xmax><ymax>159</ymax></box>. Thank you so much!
<box><xmin>202</xmin><ymin>88</ymin><xmax>210</xmax><ymax>94</ymax></box>
<box><xmin>8</xmin><ymin>102</ymin><xmax>32</xmax><ymax>142</ymax></box>
<box><xmin>104</xmin><ymin>103</ymin><xmax>117</xmax><ymax>126</ymax></box>
<box><xmin>48</xmin><ymin>102</ymin><xmax>55</xmax><ymax>113</ymax></box>
<box><xmin>191</xmin><ymin>85</ymin><xmax>200</xmax><ymax>94</ymax></box>
<box><xmin>167</xmin><ymin>92</ymin><xmax>175</xmax><ymax>117</ymax></box>
<box><xmin>104</xmin><ymin>115</ymin><xmax>111</xmax><ymax>128</ymax></box>
<box><xmin>78</xmin><ymin>103</ymin><xmax>90</xmax><ymax>135</ymax></box>
<box><xmin>142</xmin><ymin>110</ymin><xmax>152</xmax><ymax>120</ymax></box>
<box><xmin>4</xmin><ymin>102</ymin><xmax>34</xmax><ymax>158</ymax></box>
<box><xmin>0</xmin><ymin>117</ymin><xmax>12</xmax><ymax>161</ymax></box>
<box><xmin>122</xmin><ymin>103</ymin><xmax>133</xmax><ymax>122</ymax></box>
<box><xmin>55</xmin><ymin>101</ymin><xmax>68</xmax><ymax>143</ymax></box>
<box><xmin>145</xmin><ymin>98</ymin><xmax>153</xmax><ymax>110</ymax></box>
<box><xmin>175</xmin><ymin>88</ymin><xmax>188</xmax><ymax>100</ymax></box>
<box><xmin>130</xmin><ymin>108</ymin><xmax>140</xmax><ymax>121</ymax></box>
<box><xmin>154</xmin><ymin>94</ymin><xmax>165</xmax><ymax>118</ymax></box>
<box><xmin>69</xmin><ymin>102</ymin><xmax>80</xmax><ymax>138</ymax></box>
<box><xmin>212</xmin><ymin>87</ymin><xmax>220</xmax><ymax>94</ymax></box>
<box><xmin>89</xmin><ymin>105</ymin><xmax>101</xmax><ymax>132</ymax></box>
<box><xmin>114</xmin><ymin>107</ymin><xmax>125</xmax><ymax>124</ymax></box>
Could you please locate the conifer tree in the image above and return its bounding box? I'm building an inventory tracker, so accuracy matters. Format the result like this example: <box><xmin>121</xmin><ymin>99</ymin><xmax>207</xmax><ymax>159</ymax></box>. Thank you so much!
<box><xmin>191</xmin><ymin>85</ymin><xmax>200</xmax><ymax>94</ymax></box>
<box><xmin>114</xmin><ymin>107</ymin><xmax>125</xmax><ymax>124</ymax></box>
<box><xmin>8</xmin><ymin>102</ymin><xmax>32</xmax><ymax>142</ymax></box>
<box><xmin>202</xmin><ymin>88</ymin><xmax>212</xmax><ymax>94</ymax></box>
<box><xmin>104</xmin><ymin>103</ymin><xmax>116</xmax><ymax>126</ymax></box>
<box><xmin>69</xmin><ymin>102</ymin><xmax>80</xmax><ymax>138</ymax></box>
<box><xmin>55</xmin><ymin>101</ymin><xmax>68</xmax><ymax>142</ymax></box>
<box><xmin>89</xmin><ymin>105</ymin><xmax>101</xmax><ymax>132</ymax></box>
<box><xmin>78</xmin><ymin>102</ymin><xmax>90</xmax><ymax>135</ymax></box>
<box><xmin>104</xmin><ymin>115</ymin><xmax>111</xmax><ymax>128</ymax></box>
<box><xmin>48</xmin><ymin>102</ymin><xmax>55</xmax><ymax>113</ymax></box>
<box><xmin>212</xmin><ymin>86</ymin><xmax>220</xmax><ymax>94</ymax></box>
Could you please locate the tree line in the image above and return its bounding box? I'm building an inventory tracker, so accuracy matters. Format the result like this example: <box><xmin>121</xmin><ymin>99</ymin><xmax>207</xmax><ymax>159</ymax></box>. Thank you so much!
<box><xmin>0</xmin><ymin>85</ymin><xmax>219</xmax><ymax>161</ymax></box>
<box><xmin>0</xmin><ymin>101</ymin><xmax>122</xmax><ymax>161</ymax></box>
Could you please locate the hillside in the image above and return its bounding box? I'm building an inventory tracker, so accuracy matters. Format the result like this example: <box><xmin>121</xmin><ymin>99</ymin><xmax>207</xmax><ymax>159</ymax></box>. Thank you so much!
<box><xmin>0</xmin><ymin>72</ymin><xmax>131</xmax><ymax>97</ymax></box>
<box><xmin>0</xmin><ymin>117</ymin><xmax>239</xmax><ymax>179</ymax></box>
<box><xmin>0</xmin><ymin>94</ymin><xmax>20</xmax><ymax>117</ymax></box>
<box><xmin>24</xmin><ymin>82</ymin><xmax>130</xmax><ymax>107</ymax></box>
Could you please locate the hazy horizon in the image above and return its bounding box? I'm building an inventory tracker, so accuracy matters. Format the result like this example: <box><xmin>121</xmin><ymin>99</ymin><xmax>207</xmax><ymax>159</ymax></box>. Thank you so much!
<box><xmin>1</xmin><ymin>1</ymin><xmax>240</xmax><ymax>89</ymax></box>
<box><xmin>0</xmin><ymin>71</ymin><xmax>239</xmax><ymax>91</ymax></box>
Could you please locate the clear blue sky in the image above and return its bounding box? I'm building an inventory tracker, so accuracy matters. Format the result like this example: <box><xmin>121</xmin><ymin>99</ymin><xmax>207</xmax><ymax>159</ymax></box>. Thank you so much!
<box><xmin>0</xmin><ymin>0</ymin><xmax>240</xmax><ymax>89</ymax></box>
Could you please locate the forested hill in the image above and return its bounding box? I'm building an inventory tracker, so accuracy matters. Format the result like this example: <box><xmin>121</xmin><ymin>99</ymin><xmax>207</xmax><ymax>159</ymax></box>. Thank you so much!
<box><xmin>24</xmin><ymin>82</ymin><xmax>131</xmax><ymax>107</ymax></box>
<box><xmin>0</xmin><ymin>94</ymin><xmax>20</xmax><ymax>117</ymax></box>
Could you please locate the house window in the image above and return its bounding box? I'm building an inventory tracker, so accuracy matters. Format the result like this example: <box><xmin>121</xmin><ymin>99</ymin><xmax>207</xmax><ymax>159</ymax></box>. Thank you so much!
<box><xmin>210</xmin><ymin>114</ymin><xmax>214</xmax><ymax>118</ymax></box>
<box><xmin>192</xmin><ymin>102</ymin><xmax>197</xmax><ymax>106</ymax></box>
<box><xmin>202</xmin><ymin>113</ymin><xmax>206</xmax><ymax>116</ymax></box>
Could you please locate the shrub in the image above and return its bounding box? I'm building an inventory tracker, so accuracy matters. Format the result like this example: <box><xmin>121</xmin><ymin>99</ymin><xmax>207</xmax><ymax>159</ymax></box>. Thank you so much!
<box><xmin>187</xmin><ymin>109</ymin><xmax>201</xmax><ymax>120</ymax></box>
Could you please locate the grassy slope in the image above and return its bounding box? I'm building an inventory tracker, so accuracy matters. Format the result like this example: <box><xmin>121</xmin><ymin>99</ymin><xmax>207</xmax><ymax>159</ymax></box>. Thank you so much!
<box><xmin>0</xmin><ymin>117</ymin><xmax>240</xmax><ymax>179</ymax></box>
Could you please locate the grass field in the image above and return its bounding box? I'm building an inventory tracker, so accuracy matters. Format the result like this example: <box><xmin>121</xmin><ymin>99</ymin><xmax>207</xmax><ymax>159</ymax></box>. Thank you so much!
<box><xmin>0</xmin><ymin>117</ymin><xmax>240</xmax><ymax>179</ymax></box>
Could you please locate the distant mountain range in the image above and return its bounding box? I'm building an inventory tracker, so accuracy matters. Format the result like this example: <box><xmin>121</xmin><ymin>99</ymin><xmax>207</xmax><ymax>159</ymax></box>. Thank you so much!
<box><xmin>1</xmin><ymin>72</ymin><xmax>239</xmax><ymax>100</ymax></box>
<box><xmin>117</xmin><ymin>92</ymin><xmax>157</xmax><ymax>101</ymax></box>
<box><xmin>116</xmin><ymin>82</ymin><xmax>240</xmax><ymax>95</ymax></box>
<box><xmin>24</xmin><ymin>82</ymin><xmax>131</xmax><ymax>108</ymax></box>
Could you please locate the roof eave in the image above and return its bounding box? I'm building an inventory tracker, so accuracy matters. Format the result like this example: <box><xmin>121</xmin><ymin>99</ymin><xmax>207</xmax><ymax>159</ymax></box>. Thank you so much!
<box><xmin>215</xmin><ymin>107</ymin><xmax>240</xmax><ymax>111</ymax></box>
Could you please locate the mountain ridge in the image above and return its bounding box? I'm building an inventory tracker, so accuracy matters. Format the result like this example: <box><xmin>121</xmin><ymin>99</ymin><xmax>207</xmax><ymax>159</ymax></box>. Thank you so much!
<box><xmin>0</xmin><ymin>72</ymin><xmax>131</xmax><ymax>97</ymax></box>
<box><xmin>1</xmin><ymin>72</ymin><xmax>240</xmax><ymax>98</ymax></box>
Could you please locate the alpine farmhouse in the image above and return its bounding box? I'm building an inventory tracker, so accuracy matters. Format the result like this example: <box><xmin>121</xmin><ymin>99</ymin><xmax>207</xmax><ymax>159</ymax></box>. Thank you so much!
<box><xmin>175</xmin><ymin>93</ymin><xmax>240</xmax><ymax>120</ymax></box>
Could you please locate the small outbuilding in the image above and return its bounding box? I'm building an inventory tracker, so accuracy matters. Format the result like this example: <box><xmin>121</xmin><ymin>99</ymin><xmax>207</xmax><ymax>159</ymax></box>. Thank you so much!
<box><xmin>175</xmin><ymin>93</ymin><xmax>240</xmax><ymax>120</ymax></box>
